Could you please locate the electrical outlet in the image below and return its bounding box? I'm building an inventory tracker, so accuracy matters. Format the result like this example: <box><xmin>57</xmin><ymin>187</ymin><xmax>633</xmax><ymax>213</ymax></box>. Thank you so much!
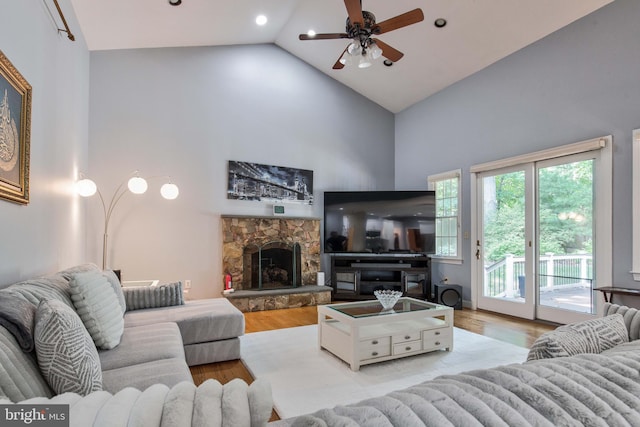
<box><xmin>184</xmin><ymin>280</ymin><xmax>191</xmax><ymax>289</ymax></box>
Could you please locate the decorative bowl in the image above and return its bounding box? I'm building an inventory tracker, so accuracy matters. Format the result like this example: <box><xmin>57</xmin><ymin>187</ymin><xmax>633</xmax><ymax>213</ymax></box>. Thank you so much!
<box><xmin>374</xmin><ymin>290</ymin><xmax>402</xmax><ymax>310</ymax></box>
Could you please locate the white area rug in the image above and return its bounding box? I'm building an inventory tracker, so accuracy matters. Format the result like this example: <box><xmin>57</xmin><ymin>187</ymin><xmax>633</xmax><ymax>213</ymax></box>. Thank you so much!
<box><xmin>240</xmin><ymin>324</ymin><xmax>530</xmax><ymax>419</ymax></box>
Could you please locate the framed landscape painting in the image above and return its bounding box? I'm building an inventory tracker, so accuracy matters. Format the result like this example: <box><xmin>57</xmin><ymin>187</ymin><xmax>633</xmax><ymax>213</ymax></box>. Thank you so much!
<box><xmin>0</xmin><ymin>50</ymin><xmax>31</xmax><ymax>205</ymax></box>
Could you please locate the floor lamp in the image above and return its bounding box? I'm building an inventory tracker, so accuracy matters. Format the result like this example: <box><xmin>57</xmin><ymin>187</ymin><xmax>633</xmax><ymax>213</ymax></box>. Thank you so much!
<box><xmin>76</xmin><ymin>171</ymin><xmax>179</xmax><ymax>270</ymax></box>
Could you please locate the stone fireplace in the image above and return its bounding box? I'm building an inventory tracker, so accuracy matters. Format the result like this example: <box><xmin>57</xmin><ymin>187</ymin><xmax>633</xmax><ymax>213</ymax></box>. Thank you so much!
<box><xmin>222</xmin><ymin>216</ymin><xmax>321</xmax><ymax>291</ymax></box>
<box><xmin>221</xmin><ymin>215</ymin><xmax>329</xmax><ymax>312</ymax></box>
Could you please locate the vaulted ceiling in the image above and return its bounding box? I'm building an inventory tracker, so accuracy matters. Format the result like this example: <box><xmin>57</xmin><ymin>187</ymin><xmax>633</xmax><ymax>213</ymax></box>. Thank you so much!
<box><xmin>70</xmin><ymin>0</ymin><xmax>613</xmax><ymax>113</ymax></box>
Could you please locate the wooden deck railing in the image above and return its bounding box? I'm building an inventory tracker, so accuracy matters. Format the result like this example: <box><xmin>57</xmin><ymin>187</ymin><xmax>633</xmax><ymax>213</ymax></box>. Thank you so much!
<box><xmin>485</xmin><ymin>253</ymin><xmax>592</xmax><ymax>297</ymax></box>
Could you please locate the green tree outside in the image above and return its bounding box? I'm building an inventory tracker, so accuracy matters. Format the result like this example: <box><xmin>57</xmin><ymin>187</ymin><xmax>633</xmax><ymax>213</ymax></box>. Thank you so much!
<box><xmin>484</xmin><ymin>160</ymin><xmax>593</xmax><ymax>263</ymax></box>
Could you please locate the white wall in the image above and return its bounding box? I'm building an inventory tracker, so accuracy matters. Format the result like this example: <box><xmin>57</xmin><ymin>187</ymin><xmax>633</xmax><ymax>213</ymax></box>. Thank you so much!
<box><xmin>395</xmin><ymin>0</ymin><xmax>640</xmax><ymax>304</ymax></box>
<box><xmin>88</xmin><ymin>44</ymin><xmax>395</xmax><ymax>299</ymax></box>
<box><xmin>0</xmin><ymin>0</ymin><xmax>89</xmax><ymax>285</ymax></box>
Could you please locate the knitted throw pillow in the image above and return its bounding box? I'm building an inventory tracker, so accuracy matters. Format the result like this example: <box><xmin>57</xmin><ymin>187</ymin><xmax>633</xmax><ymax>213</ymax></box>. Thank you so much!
<box><xmin>103</xmin><ymin>269</ymin><xmax>126</xmax><ymax>315</ymax></box>
<box><xmin>123</xmin><ymin>282</ymin><xmax>184</xmax><ymax>311</ymax></box>
<box><xmin>69</xmin><ymin>270</ymin><xmax>124</xmax><ymax>350</ymax></box>
<box><xmin>527</xmin><ymin>313</ymin><xmax>628</xmax><ymax>361</ymax></box>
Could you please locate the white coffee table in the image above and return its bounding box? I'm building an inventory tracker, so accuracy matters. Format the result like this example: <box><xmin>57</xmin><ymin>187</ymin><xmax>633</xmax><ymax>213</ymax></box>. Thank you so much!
<box><xmin>317</xmin><ymin>297</ymin><xmax>453</xmax><ymax>371</ymax></box>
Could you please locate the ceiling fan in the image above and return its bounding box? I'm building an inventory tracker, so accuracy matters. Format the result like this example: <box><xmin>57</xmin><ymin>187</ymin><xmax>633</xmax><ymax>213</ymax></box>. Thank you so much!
<box><xmin>298</xmin><ymin>0</ymin><xmax>424</xmax><ymax>69</ymax></box>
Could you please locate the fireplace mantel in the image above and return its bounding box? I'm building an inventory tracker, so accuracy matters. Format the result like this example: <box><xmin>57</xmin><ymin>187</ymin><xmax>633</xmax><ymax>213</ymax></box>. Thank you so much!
<box><xmin>221</xmin><ymin>214</ymin><xmax>322</xmax><ymax>221</ymax></box>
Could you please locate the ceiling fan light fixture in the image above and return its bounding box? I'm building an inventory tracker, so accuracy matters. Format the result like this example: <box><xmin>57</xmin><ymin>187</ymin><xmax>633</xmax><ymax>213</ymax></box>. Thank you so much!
<box><xmin>358</xmin><ymin>56</ymin><xmax>372</xmax><ymax>69</ymax></box>
<box><xmin>347</xmin><ymin>41</ymin><xmax>361</xmax><ymax>56</ymax></box>
<box><xmin>340</xmin><ymin>53</ymin><xmax>354</xmax><ymax>66</ymax></box>
<box><xmin>369</xmin><ymin>42</ymin><xmax>383</xmax><ymax>60</ymax></box>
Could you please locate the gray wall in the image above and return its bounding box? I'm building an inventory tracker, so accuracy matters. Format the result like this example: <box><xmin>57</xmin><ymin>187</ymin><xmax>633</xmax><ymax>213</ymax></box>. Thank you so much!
<box><xmin>0</xmin><ymin>1</ymin><xmax>89</xmax><ymax>285</ymax></box>
<box><xmin>88</xmin><ymin>44</ymin><xmax>394</xmax><ymax>298</ymax></box>
<box><xmin>395</xmin><ymin>0</ymin><xmax>640</xmax><ymax>305</ymax></box>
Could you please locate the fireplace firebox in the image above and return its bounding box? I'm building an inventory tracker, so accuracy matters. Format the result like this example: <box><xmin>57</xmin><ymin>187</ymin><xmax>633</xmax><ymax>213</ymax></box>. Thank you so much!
<box><xmin>243</xmin><ymin>241</ymin><xmax>302</xmax><ymax>290</ymax></box>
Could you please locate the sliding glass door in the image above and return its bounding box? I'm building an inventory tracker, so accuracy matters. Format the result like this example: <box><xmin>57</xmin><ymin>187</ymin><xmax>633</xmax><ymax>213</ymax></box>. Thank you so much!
<box><xmin>476</xmin><ymin>151</ymin><xmax>603</xmax><ymax>323</ymax></box>
<box><xmin>536</xmin><ymin>154</ymin><xmax>595</xmax><ymax>323</ymax></box>
<box><xmin>477</xmin><ymin>166</ymin><xmax>535</xmax><ymax>319</ymax></box>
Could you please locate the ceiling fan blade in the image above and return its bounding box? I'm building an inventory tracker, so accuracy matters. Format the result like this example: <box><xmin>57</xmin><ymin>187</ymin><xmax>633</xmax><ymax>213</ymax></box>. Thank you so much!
<box><xmin>372</xmin><ymin>39</ymin><xmax>404</xmax><ymax>62</ymax></box>
<box><xmin>332</xmin><ymin>47</ymin><xmax>349</xmax><ymax>70</ymax></box>
<box><xmin>375</xmin><ymin>8</ymin><xmax>424</xmax><ymax>34</ymax></box>
<box><xmin>344</xmin><ymin>0</ymin><xmax>364</xmax><ymax>26</ymax></box>
<box><xmin>299</xmin><ymin>33</ymin><xmax>349</xmax><ymax>40</ymax></box>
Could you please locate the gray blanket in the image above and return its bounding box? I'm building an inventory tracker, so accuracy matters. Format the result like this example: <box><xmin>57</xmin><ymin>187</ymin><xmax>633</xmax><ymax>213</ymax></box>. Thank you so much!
<box><xmin>283</xmin><ymin>352</ymin><xmax>640</xmax><ymax>426</ymax></box>
<box><xmin>5</xmin><ymin>378</ymin><xmax>273</xmax><ymax>427</ymax></box>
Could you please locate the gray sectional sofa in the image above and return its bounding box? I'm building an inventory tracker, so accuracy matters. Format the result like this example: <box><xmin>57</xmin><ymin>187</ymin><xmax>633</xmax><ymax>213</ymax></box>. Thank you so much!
<box><xmin>5</xmin><ymin>262</ymin><xmax>640</xmax><ymax>426</ymax></box>
<box><xmin>272</xmin><ymin>303</ymin><xmax>640</xmax><ymax>426</ymax></box>
<box><xmin>0</xmin><ymin>263</ymin><xmax>272</xmax><ymax>426</ymax></box>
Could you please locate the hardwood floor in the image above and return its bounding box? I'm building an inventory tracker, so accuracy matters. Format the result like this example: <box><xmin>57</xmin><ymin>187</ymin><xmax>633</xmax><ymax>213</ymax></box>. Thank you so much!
<box><xmin>189</xmin><ymin>305</ymin><xmax>557</xmax><ymax>421</ymax></box>
<box><xmin>189</xmin><ymin>306</ymin><xmax>319</xmax><ymax>387</ymax></box>
<box><xmin>453</xmin><ymin>308</ymin><xmax>558</xmax><ymax>349</ymax></box>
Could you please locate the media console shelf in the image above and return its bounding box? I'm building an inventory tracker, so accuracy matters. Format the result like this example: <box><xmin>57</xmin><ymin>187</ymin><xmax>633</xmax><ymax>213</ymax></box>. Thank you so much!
<box><xmin>330</xmin><ymin>253</ymin><xmax>431</xmax><ymax>301</ymax></box>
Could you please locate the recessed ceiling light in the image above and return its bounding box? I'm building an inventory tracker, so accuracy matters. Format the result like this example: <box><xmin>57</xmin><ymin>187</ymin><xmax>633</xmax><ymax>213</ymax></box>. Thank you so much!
<box><xmin>434</xmin><ymin>18</ymin><xmax>447</xmax><ymax>28</ymax></box>
<box><xmin>383</xmin><ymin>60</ymin><xmax>393</xmax><ymax>67</ymax></box>
<box><xmin>307</xmin><ymin>30</ymin><xmax>316</xmax><ymax>38</ymax></box>
<box><xmin>256</xmin><ymin>15</ymin><xmax>268</xmax><ymax>26</ymax></box>
<box><xmin>168</xmin><ymin>0</ymin><xmax>181</xmax><ymax>5</ymax></box>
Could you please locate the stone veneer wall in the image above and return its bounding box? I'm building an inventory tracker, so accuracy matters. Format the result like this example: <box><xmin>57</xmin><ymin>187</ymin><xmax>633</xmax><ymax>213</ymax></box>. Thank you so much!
<box><xmin>221</xmin><ymin>216</ymin><xmax>321</xmax><ymax>289</ymax></box>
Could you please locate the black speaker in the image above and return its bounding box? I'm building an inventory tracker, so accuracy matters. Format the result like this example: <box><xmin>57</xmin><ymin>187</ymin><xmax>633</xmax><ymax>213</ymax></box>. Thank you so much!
<box><xmin>435</xmin><ymin>284</ymin><xmax>463</xmax><ymax>310</ymax></box>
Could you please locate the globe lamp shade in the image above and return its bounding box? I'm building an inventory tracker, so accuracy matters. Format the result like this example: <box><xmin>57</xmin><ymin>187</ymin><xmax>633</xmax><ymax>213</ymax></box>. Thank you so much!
<box><xmin>76</xmin><ymin>178</ymin><xmax>97</xmax><ymax>197</ymax></box>
<box><xmin>160</xmin><ymin>182</ymin><xmax>179</xmax><ymax>200</ymax></box>
<box><xmin>127</xmin><ymin>176</ymin><xmax>148</xmax><ymax>194</ymax></box>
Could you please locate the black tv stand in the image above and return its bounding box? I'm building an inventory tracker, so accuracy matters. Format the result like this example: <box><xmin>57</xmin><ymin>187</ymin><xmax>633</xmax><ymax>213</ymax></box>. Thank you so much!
<box><xmin>329</xmin><ymin>253</ymin><xmax>431</xmax><ymax>301</ymax></box>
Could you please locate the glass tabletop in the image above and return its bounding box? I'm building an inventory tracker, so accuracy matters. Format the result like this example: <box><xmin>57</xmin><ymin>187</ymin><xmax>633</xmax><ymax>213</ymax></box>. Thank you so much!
<box><xmin>327</xmin><ymin>297</ymin><xmax>439</xmax><ymax>318</ymax></box>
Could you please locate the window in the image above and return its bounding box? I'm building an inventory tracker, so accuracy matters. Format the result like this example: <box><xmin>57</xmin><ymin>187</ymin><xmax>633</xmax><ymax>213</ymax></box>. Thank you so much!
<box><xmin>428</xmin><ymin>170</ymin><xmax>461</xmax><ymax>261</ymax></box>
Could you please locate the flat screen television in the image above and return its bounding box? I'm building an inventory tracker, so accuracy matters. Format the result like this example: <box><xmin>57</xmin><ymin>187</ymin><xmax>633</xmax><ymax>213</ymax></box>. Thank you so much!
<box><xmin>324</xmin><ymin>191</ymin><xmax>436</xmax><ymax>254</ymax></box>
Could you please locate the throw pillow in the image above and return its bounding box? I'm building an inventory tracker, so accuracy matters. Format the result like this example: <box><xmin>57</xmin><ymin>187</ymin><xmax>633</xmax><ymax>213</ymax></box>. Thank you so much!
<box><xmin>34</xmin><ymin>299</ymin><xmax>102</xmax><ymax>395</ymax></box>
<box><xmin>123</xmin><ymin>282</ymin><xmax>184</xmax><ymax>311</ymax></box>
<box><xmin>527</xmin><ymin>313</ymin><xmax>629</xmax><ymax>361</ymax></box>
<box><xmin>69</xmin><ymin>270</ymin><xmax>124</xmax><ymax>350</ymax></box>
<box><xmin>103</xmin><ymin>270</ymin><xmax>126</xmax><ymax>314</ymax></box>
<box><xmin>527</xmin><ymin>328</ymin><xmax>590</xmax><ymax>361</ymax></box>
<box><xmin>563</xmin><ymin>313</ymin><xmax>629</xmax><ymax>350</ymax></box>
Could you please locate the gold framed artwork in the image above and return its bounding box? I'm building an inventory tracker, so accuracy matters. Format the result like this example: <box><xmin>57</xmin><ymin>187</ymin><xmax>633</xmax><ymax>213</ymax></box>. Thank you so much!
<box><xmin>0</xmin><ymin>50</ymin><xmax>31</xmax><ymax>205</ymax></box>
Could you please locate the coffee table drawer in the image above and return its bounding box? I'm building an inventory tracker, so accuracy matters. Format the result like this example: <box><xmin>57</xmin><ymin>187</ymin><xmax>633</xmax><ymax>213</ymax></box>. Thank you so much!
<box><xmin>422</xmin><ymin>328</ymin><xmax>451</xmax><ymax>351</ymax></box>
<box><xmin>393</xmin><ymin>340</ymin><xmax>422</xmax><ymax>356</ymax></box>
<box><xmin>392</xmin><ymin>331</ymin><xmax>421</xmax><ymax>344</ymax></box>
<box><xmin>359</xmin><ymin>337</ymin><xmax>391</xmax><ymax>360</ymax></box>
<box><xmin>423</xmin><ymin>328</ymin><xmax>450</xmax><ymax>340</ymax></box>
